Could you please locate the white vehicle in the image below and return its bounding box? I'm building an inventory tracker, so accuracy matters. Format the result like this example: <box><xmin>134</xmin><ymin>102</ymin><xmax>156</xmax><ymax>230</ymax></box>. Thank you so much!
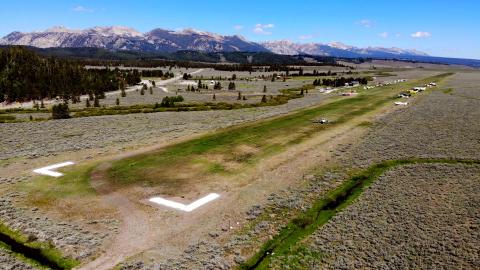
<box><xmin>394</xmin><ymin>101</ymin><xmax>408</xmax><ymax>106</ymax></box>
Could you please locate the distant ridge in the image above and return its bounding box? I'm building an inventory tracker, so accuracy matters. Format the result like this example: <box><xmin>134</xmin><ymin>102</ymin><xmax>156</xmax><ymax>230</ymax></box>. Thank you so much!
<box><xmin>1</xmin><ymin>26</ymin><xmax>479</xmax><ymax>67</ymax></box>
<box><xmin>0</xmin><ymin>26</ymin><xmax>267</xmax><ymax>53</ymax></box>
<box><xmin>0</xmin><ymin>25</ymin><xmax>425</xmax><ymax>58</ymax></box>
<box><xmin>262</xmin><ymin>40</ymin><xmax>429</xmax><ymax>58</ymax></box>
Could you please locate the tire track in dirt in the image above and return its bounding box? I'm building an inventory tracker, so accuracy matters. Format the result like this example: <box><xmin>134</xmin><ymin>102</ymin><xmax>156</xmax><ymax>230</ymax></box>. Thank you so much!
<box><xmin>76</xmin><ymin>163</ymin><xmax>152</xmax><ymax>270</ymax></box>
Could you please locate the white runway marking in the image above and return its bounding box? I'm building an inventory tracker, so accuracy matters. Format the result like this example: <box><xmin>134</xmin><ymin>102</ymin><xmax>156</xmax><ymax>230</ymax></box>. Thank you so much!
<box><xmin>149</xmin><ymin>193</ymin><xmax>220</xmax><ymax>212</ymax></box>
<box><xmin>33</xmin><ymin>161</ymin><xmax>75</xmax><ymax>177</ymax></box>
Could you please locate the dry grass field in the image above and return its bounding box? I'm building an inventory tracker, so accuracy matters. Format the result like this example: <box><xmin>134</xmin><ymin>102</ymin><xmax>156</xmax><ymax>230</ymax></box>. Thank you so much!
<box><xmin>253</xmin><ymin>71</ymin><xmax>480</xmax><ymax>269</ymax></box>
<box><xmin>0</xmin><ymin>64</ymin><xmax>478</xmax><ymax>270</ymax></box>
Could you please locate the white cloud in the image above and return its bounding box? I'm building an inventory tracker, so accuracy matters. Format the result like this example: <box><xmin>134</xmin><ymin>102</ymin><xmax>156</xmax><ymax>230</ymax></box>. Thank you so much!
<box><xmin>256</xmin><ymin>23</ymin><xmax>274</xmax><ymax>29</ymax></box>
<box><xmin>411</xmin><ymin>31</ymin><xmax>431</xmax><ymax>38</ymax></box>
<box><xmin>357</xmin><ymin>19</ymin><xmax>373</xmax><ymax>28</ymax></box>
<box><xmin>299</xmin><ymin>34</ymin><xmax>313</xmax><ymax>40</ymax></box>
<box><xmin>233</xmin><ymin>25</ymin><xmax>243</xmax><ymax>31</ymax></box>
<box><xmin>378</xmin><ymin>32</ymin><xmax>389</xmax><ymax>38</ymax></box>
<box><xmin>72</xmin><ymin>5</ymin><xmax>94</xmax><ymax>12</ymax></box>
<box><xmin>253</xmin><ymin>23</ymin><xmax>274</xmax><ymax>35</ymax></box>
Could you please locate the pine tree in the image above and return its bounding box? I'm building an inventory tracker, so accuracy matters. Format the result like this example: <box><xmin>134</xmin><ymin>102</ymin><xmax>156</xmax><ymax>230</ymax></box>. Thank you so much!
<box><xmin>237</xmin><ymin>92</ymin><xmax>242</xmax><ymax>100</ymax></box>
<box><xmin>149</xmin><ymin>86</ymin><xmax>153</xmax><ymax>95</ymax></box>
<box><xmin>140</xmin><ymin>88</ymin><xmax>145</xmax><ymax>95</ymax></box>
<box><xmin>119</xmin><ymin>79</ymin><xmax>126</xmax><ymax>91</ymax></box>
<box><xmin>214</xmin><ymin>82</ymin><xmax>222</xmax><ymax>90</ymax></box>
<box><xmin>228</xmin><ymin>82</ymin><xmax>236</xmax><ymax>90</ymax></box>
<box><xmin>86</xmin><ymin>99</ymin><xmax>91</xmax><ymax>108</ymax></box>
<box><xmin>94</xmin><ymin>97</ymin><xmax>100</xmax><ymax>107</ymax></box>
<box><xmin>52</xmin><ymin>103</ymin><xmax>70</xmax><ymax>119</ymax></box>
<box><xmin>121</xmin><ymin>89</ymin><xmax>126</xmax><ymax>97</ymax></box>
<box><xmin>261</xmin><ymin>95</ymin><xmax>267</xmax><ymax>103</ymax></box>
<box><xmin>29</xmin><ymin>115</ymin><xmax>33</xmax><ymax>121</ymax></box>
<box><xmin>213</xmin><ymin>94</ymin><xmax>216</xmax><ymax>100</ymax></box>
<box><xmin>263</xmin><ymin>85</ymin><xmax>267</xmax><ymax>93</ymax></box>
<box><xmin>116</xmin><ymin>98</ymin><xmax>120</xmax><ymax>106</ymax></box>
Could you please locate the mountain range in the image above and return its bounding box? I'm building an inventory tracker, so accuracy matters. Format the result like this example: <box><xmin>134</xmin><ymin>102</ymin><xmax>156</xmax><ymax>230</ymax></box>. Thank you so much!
<box><xmin>0</xmin><ymin>26</ymin><xmax>429</xmax><ymax>58</ymax></box>
<box><xmin>262</xmin><ymin>40</ymin><xmax>428</xmax><ymax>58</ymax></box>
<box><xmin>0</xmin><ymin>26</ymin><xmax>267</xmax><ymax>53</ymax></box>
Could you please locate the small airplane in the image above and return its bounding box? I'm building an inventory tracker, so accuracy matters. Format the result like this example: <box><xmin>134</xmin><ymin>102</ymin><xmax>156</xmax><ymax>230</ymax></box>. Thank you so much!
<box><xmin>313</xmin><ymin>118</ymin><xmax>329</xmax><ymax>124</ymax></box>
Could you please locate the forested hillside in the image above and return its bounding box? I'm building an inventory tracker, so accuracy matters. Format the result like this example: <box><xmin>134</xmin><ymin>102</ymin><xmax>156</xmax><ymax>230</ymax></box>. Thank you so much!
<box><xmin>0</xmin><ymin>47</ymin><xmax>142</xmax><ymax>103</ymax></box>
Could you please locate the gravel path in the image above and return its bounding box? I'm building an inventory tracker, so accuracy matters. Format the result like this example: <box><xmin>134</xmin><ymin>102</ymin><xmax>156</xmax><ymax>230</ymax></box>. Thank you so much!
<box><xmin>78</xmin><ymin>163</ymin><xmax>153</xmax><ymax>270</ymax></box>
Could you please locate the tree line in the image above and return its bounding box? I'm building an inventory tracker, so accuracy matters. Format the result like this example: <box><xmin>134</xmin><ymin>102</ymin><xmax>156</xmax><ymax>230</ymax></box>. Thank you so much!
<box><xmin>0</xmin><ymin>47</ymin><xmax>142</xmax><ymax>102</ymax></box>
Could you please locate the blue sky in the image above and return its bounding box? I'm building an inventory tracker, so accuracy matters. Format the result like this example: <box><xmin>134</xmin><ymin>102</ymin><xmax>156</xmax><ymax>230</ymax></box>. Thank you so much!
<box><xmin>0</xmin><ymin>0</ymin><xmax>478</xmax><ymax>59</ymax></box>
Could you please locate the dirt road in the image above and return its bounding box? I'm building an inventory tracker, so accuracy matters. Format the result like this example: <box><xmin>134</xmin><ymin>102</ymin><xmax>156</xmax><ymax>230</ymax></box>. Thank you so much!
<box><xmin>0</xmin><ymin>69</ymin><xmax>204</xmax><ymax>110</ymax></box>
<box><xmin>76</xmin><ymin>163</ymin><xmax>153</xmax><ymax>270</ymax></box>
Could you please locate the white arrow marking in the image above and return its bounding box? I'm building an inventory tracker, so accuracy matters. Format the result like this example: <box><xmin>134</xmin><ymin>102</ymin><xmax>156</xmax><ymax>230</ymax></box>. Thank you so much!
<box><xmin>33</xmin><ymin>161</ymin><xmax>75</xmax><ymax>177</ymax></box>
<box><xmin>149</xmin><ymin>193</ymin><xmax>220</xmax><ymax>212</ymax></box>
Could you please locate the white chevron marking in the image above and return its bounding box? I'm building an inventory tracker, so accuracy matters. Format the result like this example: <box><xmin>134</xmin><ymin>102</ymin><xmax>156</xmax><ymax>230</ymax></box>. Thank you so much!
<box><xmin>149</xmin><ymin>193</ymin><xmax>220</xmax><ymax>212</ymax></box>
<box><xmin>33</xmin><ymin>161</ymin><xmax>75</xmax><ymax>177</ymax></box>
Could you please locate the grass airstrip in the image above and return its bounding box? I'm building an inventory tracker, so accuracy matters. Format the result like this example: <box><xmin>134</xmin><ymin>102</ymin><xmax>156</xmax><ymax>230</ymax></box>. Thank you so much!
<box><xmin>20</xmin><ymin>73</ymin><xmax>451</xmax><ymax>201</ymax></box>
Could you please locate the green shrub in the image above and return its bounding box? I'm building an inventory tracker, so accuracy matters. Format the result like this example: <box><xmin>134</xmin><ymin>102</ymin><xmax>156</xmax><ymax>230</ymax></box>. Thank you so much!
<box><xmin>160</xmin><ymin>95</ymin><xmax>184</xmax><ymax>107</ymax></box>
<box><xmin>51</xmin><ymin>104</ymin><xmax>70</xmax><ymax>119</ymax></box>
